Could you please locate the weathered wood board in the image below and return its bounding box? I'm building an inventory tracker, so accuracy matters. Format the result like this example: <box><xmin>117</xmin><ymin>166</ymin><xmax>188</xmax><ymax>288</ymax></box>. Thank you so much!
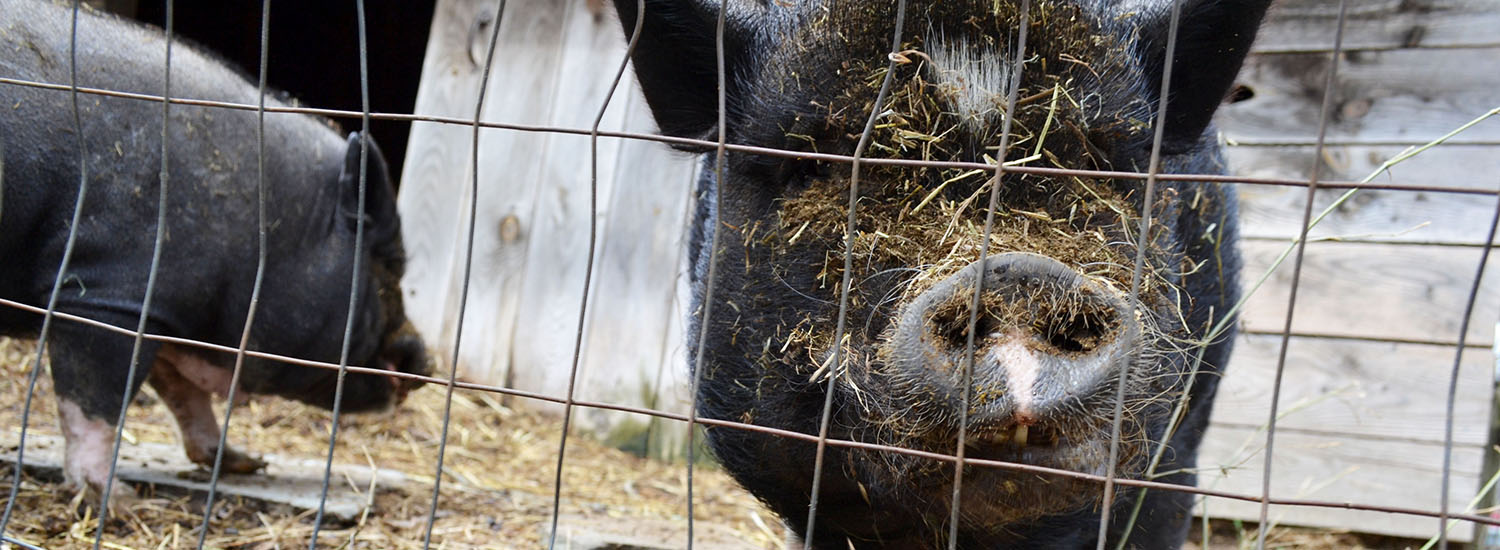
<box><xmin>0</xmin><ymin>433</ymin><xmax>406</xmax><ymax>521</ymax></box>
<box><xmin>1237</xmin><ymin>240</ymin><xmax>1499</xmax><ymax>345</ymax></box>
<box><xmin>396</xmin><ymin>0</ymin><xmax>698</xmax><ymax>447</ymax></box>
<box><xmin>1221</xmin><ymin>48</ymin><xmax>1500</xmax><ymax>143</ymax></box>
<box><xmin>1197</xmin><ymin>423</ymin><xmax>1484</xmax><ymax>542</ymax></box>
<box><xmin>1252</xmin><ymin>0</ymin><xmax>1500</xmax><ymax>52</ymax></box>
<box><xmin>1200</xmin><ymin>0</ymin><xmax>1500</xmax><ymax>538</ymax></box>
<box><xmin>1230</xmin><ymin>146</ymin><xmax>1500</xmax><ymax>246</ymax></box>
<box><xmin>395</xmin><ymin>0</ymin><xmax>1500</xmax><ymax>540</ymax></box>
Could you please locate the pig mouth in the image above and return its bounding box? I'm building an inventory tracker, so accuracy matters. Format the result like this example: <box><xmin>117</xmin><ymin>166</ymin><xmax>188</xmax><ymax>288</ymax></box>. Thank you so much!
<box><xmin>956</xmin><ymin>418</ymin><xmax>1119</xmax><ymax>474</ymax></box>
<box><xmin>881</xmin><ymin>415</ymin><xmax>1139</xmax><ymax>524</ymax></box>
<box><xmin>377</xmin><ymin>345</ymin><xmax>429</xmax><ymax>406</ymax></box>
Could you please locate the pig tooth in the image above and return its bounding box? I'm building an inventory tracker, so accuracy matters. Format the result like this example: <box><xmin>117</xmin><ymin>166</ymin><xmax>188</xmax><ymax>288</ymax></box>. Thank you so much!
<box><xmin>1014</xmin><ymin>425</ymin><xmax>1029</xmax><ymax>446</ymax></box>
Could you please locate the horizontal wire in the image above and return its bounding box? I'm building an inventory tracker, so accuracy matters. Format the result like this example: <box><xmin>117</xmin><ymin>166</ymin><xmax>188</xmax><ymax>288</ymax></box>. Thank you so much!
<box><xmin>1</xmin><ymin>295</ymin><xmax>1496</xmax><ymax>526</ymax></box>
<box><xmin>2</xmin><ymin>35</ymin><xmax>1495</xmax><ymax>538</ymax></box>
<box><xmin>1228</xmin><ymin>138</ymin><xmax>1500</xmax><ymax>147</ymax></box>
<box><xmin>1241</xmin><ymin>237</ymin><xmax>1500</xmax><ymax>248</ymax></box>
<box><xmin>1209</xmin><ymin>420</ymin><xmax>1490</xmax><ymax>448</ymax></box>
<box><xmin>1</xmin><ymin>76</ymin><xmax>1495</xmax><ymax>197</ymax></box>
<box><xmin>1239</xmin><ymin>329</ymin><xmax>1493</xmax><ymax>349</ymax></box>
<box><xmin>1251</xmin><ymin>42</ymin><xmax>1500</xmax><ymax>55</ymax></box>
<box><xmin>4</xmin><ymin>297</ymin><xmax>1481</xmax><ymax>365</ymax></box>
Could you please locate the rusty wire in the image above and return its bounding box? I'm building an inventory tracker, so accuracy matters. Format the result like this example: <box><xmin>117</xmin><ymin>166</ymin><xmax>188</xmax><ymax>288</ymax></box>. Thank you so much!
<box><xmin>798</xmin><ymin>1</ymin><xmax>910</xmax><ymax>546</ymax></box>
<box><xmin>544</xmin><ymin>0</ymin><xmax>644</xmax><ymax>547</ymax></box>
<box><xmin>1</xmin><ymin>77</ymin><xmax>1496</xmax><ymax>197</ymax></box>
<box><xmin>1439</xmin><ymin>180</ymin><xmax>1500</xmax><ymax>548</ymax></box>
<box><xmin>1256</xmin><ymin>1</ymin><xmax>1348</xmax><ymax>548</ymax></box>
<box><xmin>409</xmin><ymin>2</ymin><xmax>508</xmax><ymax>550</ymax></box>
<box><xmin>4</xmin><ymin>295</ymin><xmax>1499</xmax><ymax>531</ymax></box>
<box><xmin>93</xmin><ymin>2</ymin><xmax>175</xmax><ymax>548</ymax></box>
<box><xmin>682</xmin><ymin>2</ymin><xmax>730</xmax><ymax>549</ymax></box>
<box><xmin>192</xmin><ymin>0</ymin><xmax>273</xmax><ymax>547</ymax></box>
<box><xmin>0</xmin><ymin>0</ymin><xmax>93</xmax><ymax>540</ymax></box>
<box><xmin>953</xmin><ymin>0</ymin><xmax>1029</xmax><ymax>547</ymax></box>
<box><xmin>1099</xmin><ymin>0</ymin><xmax>1182</xmax><ymax>546</ymax></box>
<box><xmin>307</xmin><ymin>0</ymin><xmax>376</xmax><ymax>545</ymax></box>
<box><xmin>1</xmin><ymin>1</ymin><xmax>1497</xmax><ymax>548</ymax></box>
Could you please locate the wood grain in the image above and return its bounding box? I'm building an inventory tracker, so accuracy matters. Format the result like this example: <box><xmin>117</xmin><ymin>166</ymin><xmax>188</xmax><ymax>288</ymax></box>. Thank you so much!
<box><xmin>1197</xmin><ymin>423</ymin><xmax>1484</xmax><ymax>542</ymax></box>
<box><xmin>1254</xmin><ymin>0</ymin><xmax>1500</xmax><ymax>52</ymax></box>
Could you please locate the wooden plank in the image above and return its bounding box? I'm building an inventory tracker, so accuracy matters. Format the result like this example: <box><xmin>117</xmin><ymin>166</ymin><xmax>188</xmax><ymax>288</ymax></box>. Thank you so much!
<box><xmin>1219</xmin><ymin>47</ymin><xmax>1500</xmax><ymax>143</ymax></box>
<box><xmin>397</xmin><ymin>0</ymin><xmax>576</xmax><ymax>385</ymax></box>
<box><xmin>572</xmin><ymin>88</ymin><xmax>698</xmax><ymax>449</ymax></box>
<box><xmin>504</xmin><ymin>0</ymin><xmax>634</xmax><ymax>407</ymax></box>
<box><xmin>1228</xmin><ymin>145</ymin><xmax>1500</xmax><ymax>245</ymax></box>
<box><xmin>397</xmin><ymin>0</ymin><xmax>571</xmax><ymax>384</ymax></box>
<box><xmin>457</xmin><ymin>0</ymin><xmax>577</xmax><ymax>386</ymax></box>
<box><xmin>394</xmin><ymin>0</ymin><xmax>490</xmax><ymax>373</ymax></box>
<box><xmin>1196</xmin><ymin>423</ymin><xmax>1484</xmax><ymax>542</ymax></box>
<box><xmin>1211</xmin><ymin>334</ymin><xmax>1493</xmax><ymax>446</ymax></box>
<box><xmin>1236</xmin><ymin>241</ymin><xmax>1500</xmax><ymax>345</ymax></box>
<box><xmin>0</xmin><ymin>433</ymin><xmax>406</xmax><ymax>521</ymax></box>
<box><xmin>1253</xmin><ymin>0</ymin><xmax>1500</xmax><ymax>52</ymax></box>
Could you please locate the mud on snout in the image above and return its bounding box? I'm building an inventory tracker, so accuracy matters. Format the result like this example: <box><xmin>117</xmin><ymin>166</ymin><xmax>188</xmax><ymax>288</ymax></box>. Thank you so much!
<box><xmin>776</xmin><ymin>168</ymin><xmax>1177</xmax><ymax>523</ymax></box>
<box><xmin>867</xmin><ymin>252</ymin><xmax>1164</xmax><ymax>523</ymax></box>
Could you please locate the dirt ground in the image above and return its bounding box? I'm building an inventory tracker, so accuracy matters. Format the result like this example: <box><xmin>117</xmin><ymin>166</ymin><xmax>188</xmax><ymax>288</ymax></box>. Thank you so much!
<box><xmin>0</xmin><ymin>337</ymin><xmax>1434</xmax><ymax>549</ymax></box>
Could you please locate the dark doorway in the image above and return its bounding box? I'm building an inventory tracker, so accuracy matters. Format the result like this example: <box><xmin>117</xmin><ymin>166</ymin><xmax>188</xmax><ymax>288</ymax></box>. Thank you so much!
<box><xmin>130</xmin><ymin>0</ymin><xmax>437</xmax><ymax>182</ymax></box>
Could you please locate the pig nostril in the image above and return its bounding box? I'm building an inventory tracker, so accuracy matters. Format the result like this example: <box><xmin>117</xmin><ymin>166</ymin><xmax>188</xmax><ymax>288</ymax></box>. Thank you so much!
<box><xmin>1040</xmin><ymin>310</ymin><xmax>1119</xmax><ymax>354</ymax></box>
<box><xmin>928</xmin><ymin>299</ymin><xmax>999</xmax><ymax>351</ymax></box>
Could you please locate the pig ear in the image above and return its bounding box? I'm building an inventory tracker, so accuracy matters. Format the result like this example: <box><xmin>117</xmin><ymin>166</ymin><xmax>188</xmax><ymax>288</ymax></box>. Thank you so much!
<box><xmin>1136</xmin><ymin>0</ymin><xmax>1272</xmax><ymax>154</ymax></box>
<box><xmin>611</xmin><ymin>0</ymin><xmax>757</xmax><ymax>146</ymax></box>
<box><xmin>338</xmin><ymin>131</ymin><xmax>399</xmax><ymax>236</ymax></box>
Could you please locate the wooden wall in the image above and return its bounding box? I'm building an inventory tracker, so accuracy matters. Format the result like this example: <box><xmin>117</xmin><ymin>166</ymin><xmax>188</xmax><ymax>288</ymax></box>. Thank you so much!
<box><xmin>1200</xmin><ymin>0</ymin><xmax>1500</xmax><ymax>541</ymax></box>
<box><xmin>395</xmin><ymin>0</ymin><xmax>1500</xmax><ymax>540</ymax></box>
<box><xmin>396</xmin><ymin>0</ymin><xmax>699</xmax><ymax>454</ymax></box>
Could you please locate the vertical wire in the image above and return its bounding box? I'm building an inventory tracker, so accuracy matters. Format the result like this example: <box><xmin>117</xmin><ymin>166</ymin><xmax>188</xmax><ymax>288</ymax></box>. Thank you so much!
<box><xmin>194</xmin><ymin>1</ymin><xmax>273</xmax><ymax>546</ymax></box>
<box><xmin>802</xmin><ymin>2</ymin><xmax>908</xmax><ymax>547</ymax></box>
<box><xmin>1255</xmin><ymin>1</ymin><xmax>1348</xmax><ymax>547</ymax></box>
<box><xmin>0</xmin><ymin>0</ymin><xmax>92</xmax><ymax>538</ymax></box>
<box><xmin>950</xmin><ymin>1</ymin><xmax>1031</xmax><ymax>547</ymax></box>
<box><xmin>93</xmin><ymin>2</ymin><xmax>175</xmax><ymax>548</ymax></box>
<box><xmin>683</xmin><ymin>3</ymin><xmax>731</xmax><ymax>548</ymax></box>
<box><xmin>542</xmin><ymin>1</ymin><xmax>646</xmax><ymax>547</ymax></box>
<box><xmin>420</xmin><ymin>0</ymin><xmax>508</xmax><ymax>546</ymax></box>
<box><xmin>1438</xmin><ymin>178</ymin><xmax>1500</xmax><ymax>549</ymax></box>
<box><xmin>309</xmin><ymin>0</ymin><xmax>374</xmax><ymax>544</ymax></box>
<box><xmin>0</xmin><ymin>537</ymin><xmax>42</xmax><ymax>550</ymax></box>
<box><xmin>1096</xmin><ymin>0</ymin><xmax>1182</xmax><ymax>546</ymax></box>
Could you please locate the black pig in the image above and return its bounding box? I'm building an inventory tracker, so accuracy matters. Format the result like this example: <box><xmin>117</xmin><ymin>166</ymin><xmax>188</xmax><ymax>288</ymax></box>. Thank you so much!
<box><xmin>0</xmin><ymin>0</ymin><xmax>428</xmax><ymax>502</ymax></box>
<box><xmin>611</xmin><ymin>0</ymin><xmax>1264</xmax><ymax>547</ymax></box>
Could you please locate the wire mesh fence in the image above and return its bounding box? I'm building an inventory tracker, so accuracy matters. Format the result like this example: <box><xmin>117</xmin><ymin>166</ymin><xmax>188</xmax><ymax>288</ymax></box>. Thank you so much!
<box><xmin>0</xmin><ymin>0</ymin><xmax>1497</xmax><ymax>549</ymax></box>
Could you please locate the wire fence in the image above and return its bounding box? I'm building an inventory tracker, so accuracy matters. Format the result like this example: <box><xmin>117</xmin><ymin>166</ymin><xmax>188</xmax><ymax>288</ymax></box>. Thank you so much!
<box><xmin>0</xmin><ymin>0</ymin><xmax>1497</xmax><ymax>549</ymax></box>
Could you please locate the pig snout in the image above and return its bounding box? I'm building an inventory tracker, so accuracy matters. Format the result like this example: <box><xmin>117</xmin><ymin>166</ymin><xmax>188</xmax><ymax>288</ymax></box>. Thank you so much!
<box><xmin>380</xmin><ymin>323</ymin><xmax>431</xmax><ymax>404</ymax></box>
<box><xmin>887</xmin><ymin>252</ymin><xmax>1138</xmax><ymax>430</ymax></box>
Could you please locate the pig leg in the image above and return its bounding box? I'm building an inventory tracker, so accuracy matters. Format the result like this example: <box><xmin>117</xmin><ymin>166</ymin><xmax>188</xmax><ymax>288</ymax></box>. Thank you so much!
<box><xmin>55</xmin><ymin>398</ymin><xmax>121</xmax><ymax>503</ymax></box>
<box><xmin>47</xmin><ymin>319</ymin><xmax>158</xmax><ymax>506</ymax></box>
<box><xmin>148</xmin><ymin>347</ymin><xmax>266</xmax><ymax>474</ymax></box>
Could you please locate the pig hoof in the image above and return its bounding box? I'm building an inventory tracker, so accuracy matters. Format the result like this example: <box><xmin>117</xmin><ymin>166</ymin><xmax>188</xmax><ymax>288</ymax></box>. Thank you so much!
<box><xmin>190</xmin><ymin>446</ymin><xmax>268</xmax><ymax>475</ymax></box>
<box><xmin>220</xmin><ymin>448</ymin><xmax>269</xmax><ymax>474</ymax></box>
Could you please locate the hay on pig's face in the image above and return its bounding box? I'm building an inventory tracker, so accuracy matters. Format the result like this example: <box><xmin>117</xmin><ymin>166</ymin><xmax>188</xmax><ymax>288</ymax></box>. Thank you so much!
<box><xmin>706</xmin><ymin>0</ymin><xmax>1203</xmax><ymax>524</ymax></box>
